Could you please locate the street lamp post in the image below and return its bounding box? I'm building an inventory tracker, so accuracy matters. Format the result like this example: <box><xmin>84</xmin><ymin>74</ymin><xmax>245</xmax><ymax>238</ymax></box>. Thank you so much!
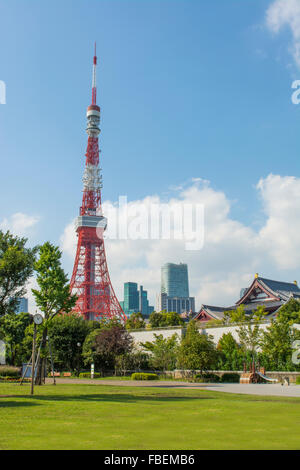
<box><xmin>31</xmin><ymin>313</ymin><xmax>43</xmax><ymax>396</ymax></box>
<box><xmin>76</xmin><ymin>342</ymin><xmax>81</xmax><ymax>377</ymax></box>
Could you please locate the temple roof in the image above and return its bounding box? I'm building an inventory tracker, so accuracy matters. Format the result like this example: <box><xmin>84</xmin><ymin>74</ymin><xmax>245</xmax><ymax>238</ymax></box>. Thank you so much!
<box><xmin>194</xmin><ymin>275</ymin><xmax>300</xmax><ymax>322</ymax></box>
<box><xmin>257</xmin><ymin>277</ymin><xmax>300</xmax><ymax>301</ymax></box>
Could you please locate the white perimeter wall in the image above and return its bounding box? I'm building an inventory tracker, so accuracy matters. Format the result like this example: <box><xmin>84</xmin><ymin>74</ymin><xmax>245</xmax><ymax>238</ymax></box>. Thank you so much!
<box><xmin>130</xmin><ymin>323</ymin><xmax>270</xmax><ymax>350</ymax></box>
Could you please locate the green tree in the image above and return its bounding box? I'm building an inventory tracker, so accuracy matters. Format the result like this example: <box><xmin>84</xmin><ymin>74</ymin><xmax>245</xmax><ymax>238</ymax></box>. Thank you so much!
<box><xmin>223</xmin><ymin>306</ymin><xmax>264</xmax><ymax>359</ymax></box>
<box><xmin>32</xmin><ymin>242</ymin><xmax>77</xmax><ymax>383</ymax></box>
<box><xmin>149</xmin><ymin>310</ymin><xmax>184</xmax><ymax>328</ymax></box>
<box><xmin>149</xmin><ymin>311</ymin><xmax>163</xmax><ymax>328</ymax></box>
<box><xmin>236</xmin><ymin>309</ymin><xmax>264</xmax><ymax>358</ymax></box>
<box><xmin>125</xmin><ymin>312</ymin><xmax>146</xmax><ymax>330</ymax></box>
<box><xmin>276</xmin><ymin>298</ymin><xmax>300</xmax><ymax>325</ymax></box>
<box><xmin>48</xmin><ymin>314</ymin><xmax>94</xmax><ymax>374</ymax></box>
<box><xmin>0</xmin><ymin>230</ymin><xmax>37</xmax><ymax>318</ymax></box>
<box><xmin>177</xmin><ymin>321</ymin><xmax>217</xmax><ymax>375</ymax></box>
<box><xmin>0</xmin><ymin>312</ymin><xmax>31</xmax><ymax>365</ymax></box>
<box><xmin>82</xmin><ymin>328</ymin><xmax>103</xmax><ymax>369</ymax></box>
<box><xmin>141</xmin><ymin>333</ymin><xmax>178</xmax><ymax>371</ymax></box>
<box><xmin>223</xmin><ymin>305</ymin><xmax>246</xmax><ymax>324</ymax></box>
<box><xmin>83</xmin><ymin>323</ymin><xmax>133</xmax><ymax>374</ymax></box>
<box><xmin>94</xmin><ymin>325</ymin><xmax>133</xmax><ymax>373</ymax></box>
<box><xmin>217</xmin><ymin>332</ymin><xmax>243</xmax><ymax>370</ymax></box>
<box><xmin>261</xmin><ymin>318</ymin><xmax>300</xmax><ymax>371</ymax></box>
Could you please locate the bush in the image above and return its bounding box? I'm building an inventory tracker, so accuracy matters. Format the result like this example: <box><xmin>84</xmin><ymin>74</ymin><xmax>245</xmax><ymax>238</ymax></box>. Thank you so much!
<box><xmin>194</xmin><ymin>373</ymin><xmax>220</xmax><ymax>383</ymax></box>
<box><xmin>220</xmin><ymin>372</ymin><xmax>240</xmax><ymax>383</ymax></box>
<box><xmin>131</xmin><ymin>373</ymin><xmax>159</xmax><ymax>381</ymax></box>
<box><xmin>0</xmin><ymin>366</ymin><xmax>20</xmax><ymax>378</ymax></box>
<box><xmin>78</xmin><ymin>372</ymin><xmax>101</xmax><ymax>379</ymax></box>
<box><xmin>296</xmin><ymin>376</ymin><xmax>300</xmax><ymax>385</ymax></box>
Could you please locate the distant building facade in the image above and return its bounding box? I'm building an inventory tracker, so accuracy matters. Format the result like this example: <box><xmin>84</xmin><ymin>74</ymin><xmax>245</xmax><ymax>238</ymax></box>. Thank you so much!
<box><xmin>14</xmin><ymin>297</ymin><xmax>28</xmax><ymax>314</ymax></box>
<box><xmin>121</xmin><ymin>282</ymin><xmax>154</xmax><ymax>317</ymax></box>
<box><xmin>156</xmin><ymin>292</ymin><xmax>195</xmax><ymax>315</ymax></box>
<box><xmin>157</xmin><ymin>262</ymin><xmax>195</xmax><ymax>315</ymax></box>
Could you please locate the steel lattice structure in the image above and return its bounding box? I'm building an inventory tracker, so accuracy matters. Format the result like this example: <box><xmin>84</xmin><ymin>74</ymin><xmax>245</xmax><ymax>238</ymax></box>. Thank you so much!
<box><xmin>70</xmin><ymin>45</ymin><xmax>126</xmax><ymax>322</ymax></box>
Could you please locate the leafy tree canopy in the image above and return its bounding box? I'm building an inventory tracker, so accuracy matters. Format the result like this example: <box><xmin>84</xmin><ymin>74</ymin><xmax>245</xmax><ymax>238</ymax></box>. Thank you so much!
<box><xmin>276</xmin><ymin>298</ymin><xmax>300</xmax><ymax>325</ymax></box>
<box><xmin>125</xmin><ymin>312</ymin><xmax>146</xmax><ymax>330</ymax></box>
<box><xmin>149</xmin><ymin>310</ymin><xmax>184</xmax><ymax>328</ymax></box>
<box><xmin>141</xmin><ymin>333</ymin><xmax>178</xmax><ymax>371</ymax></box>
<box><xmin>32</xmin><ymin>242</ymin><xmax>77</xmax><ymax>323</ymax></box>
<box><xmin>0</xmin><ymin>230</ymin><xmax>37</xmax><ymax>318</ymax></box>
<box><xmin>177</xmin><ymin>321</ymin><xmax>217</xmax><ymax>374</ymax></box>
<box><xmin>0</xmin><ymin>312</ymin><xmax>31</xmax><ymax>365</ymax></box>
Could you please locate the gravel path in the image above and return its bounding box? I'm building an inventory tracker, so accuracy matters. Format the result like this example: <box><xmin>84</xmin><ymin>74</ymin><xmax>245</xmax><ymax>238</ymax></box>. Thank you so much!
<box><xmin>45</xmin><ymin>378</ymin><xmax>300</xmax><ymax>397</ymax></box>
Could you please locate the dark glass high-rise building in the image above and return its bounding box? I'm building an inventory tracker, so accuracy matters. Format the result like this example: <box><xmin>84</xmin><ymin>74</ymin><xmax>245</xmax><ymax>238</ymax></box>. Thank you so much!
<box><xmin>161</xmin><ymin>263</ymin><xmax>189</xmax><ymax>298</ymax></box>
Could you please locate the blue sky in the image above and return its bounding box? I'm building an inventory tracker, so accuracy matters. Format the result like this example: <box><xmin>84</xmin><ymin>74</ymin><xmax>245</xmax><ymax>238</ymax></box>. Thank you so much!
<box><xmin>1</xmin><ymin>0</ymin><xmax>300</xmax><ymax>306</ymax></box>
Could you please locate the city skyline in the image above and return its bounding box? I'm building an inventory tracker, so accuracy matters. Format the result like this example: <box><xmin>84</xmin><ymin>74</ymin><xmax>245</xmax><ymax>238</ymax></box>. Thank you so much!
<box><xmin>2</xmin><ymin>1</ymin><xmax>300</xmax><ymax>311</ymax></box>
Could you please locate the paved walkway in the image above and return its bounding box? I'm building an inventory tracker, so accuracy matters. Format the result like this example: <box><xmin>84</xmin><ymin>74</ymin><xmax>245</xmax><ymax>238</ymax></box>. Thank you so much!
<box><xmin>45</xmin><ymin>378</ymin><xmax>300</xmax><ymax>397</ymax></box>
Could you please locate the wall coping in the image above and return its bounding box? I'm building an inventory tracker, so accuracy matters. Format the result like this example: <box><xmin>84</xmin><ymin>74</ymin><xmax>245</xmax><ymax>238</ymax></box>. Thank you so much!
<box><xmin>128</xmin><ymin>320</ymin><xmax>271</xmax><ymax>333</ymax></box>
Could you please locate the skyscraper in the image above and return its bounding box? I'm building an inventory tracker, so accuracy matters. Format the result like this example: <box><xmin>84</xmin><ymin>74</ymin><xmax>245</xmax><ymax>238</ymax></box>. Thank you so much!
<box><xmin>157</xmin><ymin>263</ymin><xmax>195</xmax><ymax>315</ymax></box>
<box><xmin>161</xmin><ymin>263</ymin><xmax>189</xmax><ymax>298</ymax></box>
<box><xmin>121</xmin><ymin>283</ymin><xmax>154</xmax><ymax>317</ymax></box>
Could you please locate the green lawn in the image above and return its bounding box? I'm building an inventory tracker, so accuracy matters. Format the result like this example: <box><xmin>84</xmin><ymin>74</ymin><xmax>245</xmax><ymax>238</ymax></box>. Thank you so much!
<box><xmin>0</xmin><ymin>383</ymin><xmax>300</xmax><ymax>450</ymax></box>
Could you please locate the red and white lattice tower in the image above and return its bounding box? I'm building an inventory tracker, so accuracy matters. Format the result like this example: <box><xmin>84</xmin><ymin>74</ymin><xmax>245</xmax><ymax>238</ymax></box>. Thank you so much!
<box><xmin>70</xmin><ymin>45</ymin><xmax>126</xmax><ymax>322</ymax></box>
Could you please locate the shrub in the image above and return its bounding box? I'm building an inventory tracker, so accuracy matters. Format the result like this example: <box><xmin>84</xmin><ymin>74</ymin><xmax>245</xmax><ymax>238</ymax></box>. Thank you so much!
<box><xmin>78</xmin><ymin>372</ymin><xmax>101</xmax><ymax>379</ymax></box>
<box><xmin>0</xmin><ymin>376</ymin><xmax>30</xmax><ymax>383</ymax></box>
<box><xmin>296</xmin><ymin>376</ymin><xmax>300</xmax><ymax>385</ymax></box>
<box><xmin>221</xmin><ymin>372</ymin><xmax>240</xmax><ymax>383</ymax></box>
<box><xmin>194</xmin><ymin>373</ymin><xmax>220</xmax><ymax>383</ymax></box>
<box><xmin>0</xmin><ymin>366</ymin><xmax>20</xmax><ymax>378</ymax></box>
<box><xmin>131</xmin><ymin>373</ymin><xmax>159</xmax><ymax>381</ymax></box>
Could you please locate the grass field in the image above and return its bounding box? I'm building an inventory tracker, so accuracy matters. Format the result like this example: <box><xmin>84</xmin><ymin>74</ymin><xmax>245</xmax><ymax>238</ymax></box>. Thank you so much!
<box><xmin>0</xmin><ymin>382</ymin><xmax>300</xmax><ymax>450</ymax></box>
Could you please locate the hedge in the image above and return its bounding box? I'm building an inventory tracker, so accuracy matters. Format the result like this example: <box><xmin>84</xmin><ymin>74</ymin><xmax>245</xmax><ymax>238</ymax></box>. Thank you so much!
<box><xmin>296</xmin><ymin>376</ymin><xmax>300</xmax><ymax>385</ymax></box>
<box><xmin>79</xmin><ymin>372</ymin><xmax>101</xmax><ymax>379</ymax></box>
<box><xmin>220</xmin><ymin>372</ymin><xmax>240</xmax><ymax>383</ymax></box>
<box><xmin>131</xmin><ymin>373</ymin><xmax>159</xmax><ymax>381</ymax></box>
<box><xmin>194</xmin><ymin>373</ymin><xmax>220</xmax><ymax>383</ymax></box>
<box><xmin>0</xmin><ymin>366</ymin><xmax>20</xmax><ymax>378</ymax></box>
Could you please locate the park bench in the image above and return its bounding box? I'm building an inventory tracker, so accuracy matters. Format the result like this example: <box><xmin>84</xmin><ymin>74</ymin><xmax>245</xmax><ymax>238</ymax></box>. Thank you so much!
<box><xmin>49</xmin><ymin>372</ymin><xmax>60</xmax><ymax>377</ymax></box>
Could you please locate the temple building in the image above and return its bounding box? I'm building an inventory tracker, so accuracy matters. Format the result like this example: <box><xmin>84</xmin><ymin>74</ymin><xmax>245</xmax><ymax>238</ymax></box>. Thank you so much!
<box><xmin>194</xmin><ymin>275</ymin><xmax>300</xmax><ymax>322</ymax></box>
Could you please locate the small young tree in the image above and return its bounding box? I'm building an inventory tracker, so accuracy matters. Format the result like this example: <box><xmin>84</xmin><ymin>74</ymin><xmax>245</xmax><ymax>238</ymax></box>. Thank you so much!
<box><xmin>217</xmin><ymin>332</ymin><xmax>243</xmax><ymax>370</ymax></box>
<box><xmin>236</xmin><ymin>309</ymin><xmax>264</xmax><ymax>358</ymax></box>
<box><xmin>0</xmin><ymin>230</ymin><xmax>37</xmax><ymax>318</ymax></box>
<box><xmin>32</xmin><ymin>242</ymin><xmax>77</xmax><ymax>383</ymax></box>
<box><xmin>177</xmin><ymin>321</ymin><xmax>217</xmax><ymax>376</ymax></box>
<box><xmin>141</xmin><ymin>333</ymin><xmax>178</xmax><ymax>371</ymax></box>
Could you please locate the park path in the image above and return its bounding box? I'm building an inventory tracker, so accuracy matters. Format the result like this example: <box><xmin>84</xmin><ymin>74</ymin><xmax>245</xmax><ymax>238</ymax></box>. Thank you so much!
<box><xmin>45</xmin><ymin>378</ymin><xmax>300</xmax><ymax>397</ymax></box>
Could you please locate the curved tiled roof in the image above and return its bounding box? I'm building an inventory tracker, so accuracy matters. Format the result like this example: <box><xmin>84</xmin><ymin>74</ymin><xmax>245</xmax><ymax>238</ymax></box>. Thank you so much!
<box><xmin>258</xmin><ymin>277</ymin><xmax>300</xmax><ymax>301</ymax></box>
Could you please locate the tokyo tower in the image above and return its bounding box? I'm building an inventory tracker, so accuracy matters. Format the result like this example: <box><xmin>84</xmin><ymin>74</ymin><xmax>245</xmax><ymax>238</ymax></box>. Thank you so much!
<box><xmin>70</xmin><ymin>45</ymin><xmax>126</xmax><ymax>322</ymax></box>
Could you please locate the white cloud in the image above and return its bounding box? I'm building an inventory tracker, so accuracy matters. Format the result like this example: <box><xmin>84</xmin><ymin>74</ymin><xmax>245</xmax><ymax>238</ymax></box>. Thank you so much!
<box><xmin>266</xmin><ymin>0</ymin><xmax>300</xmax><ymax>68</ymax></box>
<box><xmin>0</xmin><ymin>212</ymin><xmax>39</xmax><ymax>237</ymax></box>
<box><xmin>60</xmin><ymin>174</ymin><xmax>300</xmax><ymax>310</ymax></box>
